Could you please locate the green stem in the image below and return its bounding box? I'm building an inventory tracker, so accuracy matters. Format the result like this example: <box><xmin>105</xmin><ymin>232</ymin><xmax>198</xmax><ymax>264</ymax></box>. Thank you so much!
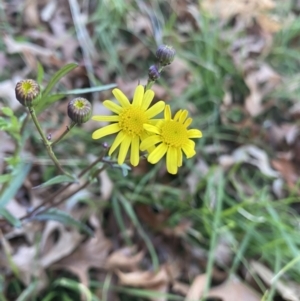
<box><xmin>29</xmin><ymin>107</ymin><xmax>71</xmax><ymax>176</ymax></box>
<box><xmin>20</xmin><ymin>149</ymin><xmax>107</xmax><ymax>220</ymax></box>
<box><xmin>51</xmin><ymin>121</ymin><xmax>77</xmax><ymax>147</ymax></box>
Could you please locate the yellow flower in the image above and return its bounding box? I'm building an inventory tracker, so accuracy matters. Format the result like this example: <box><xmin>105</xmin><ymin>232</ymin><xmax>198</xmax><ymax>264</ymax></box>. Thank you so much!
<box><xmin>140</xmin><ymin>105</ymin><xmax>202</xmax><ymax>174</ymax></box>
<box><xmin>92</xmin><ymin>85</ymin><xmax>165</xmax><ymax>166</ymax></box>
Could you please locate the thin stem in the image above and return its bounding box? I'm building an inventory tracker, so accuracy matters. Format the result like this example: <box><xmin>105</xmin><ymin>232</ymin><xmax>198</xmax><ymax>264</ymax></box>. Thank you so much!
<box><xmin>29</xmin><ymin>107</ymin><xmax>71</xmax><ymax>176</ymax></box>
<box><xmin>20</xmin><ymin>150</ymin><xmax>107</xmax><ymax>220</ymax></box>
<box><xmin>51</xmin><ymin>121</ymin><xmax>77</xmax><ymax>147</ymax></box>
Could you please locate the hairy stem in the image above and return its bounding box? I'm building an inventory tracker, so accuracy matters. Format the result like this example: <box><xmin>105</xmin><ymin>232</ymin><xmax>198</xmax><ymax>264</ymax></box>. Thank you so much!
<box><xmin>29</xmin><ymin>107</ymin><xmax>71</xmax><ymax>176</ymax></box>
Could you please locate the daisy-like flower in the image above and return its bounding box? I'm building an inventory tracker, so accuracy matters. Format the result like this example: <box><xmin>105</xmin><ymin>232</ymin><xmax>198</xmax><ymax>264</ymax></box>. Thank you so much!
<box><xmin>92</xmin><ymin>85</ymin><xmax>165</xmax><ymax>166</ymax></box>
<box><xmin>140</xmin><ymin>105</ymin><xmax>202</xmax><ymax>174</ymax></box>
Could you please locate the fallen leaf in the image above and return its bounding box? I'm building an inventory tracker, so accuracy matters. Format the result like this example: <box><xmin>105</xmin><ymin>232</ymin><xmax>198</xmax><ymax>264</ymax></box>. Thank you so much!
<box><xmin>185</xmin><ymin>274</ymin><xmax>261</xmax><ymax>301</ymax></box>
<box><xmin>219</xmin><ymin>145</ymin><xmax>279</xmax><ymax>178</ymax></box>
<box><xmin>251</xmin><ymin>261</ymin><xmax>300</xmax><ymax>301</ymax></box>
<box><xmin>117</xmin><ymin>263</ymin><xmax>179</xmax><ymax>288</ymax></box>
<box><xmin>52</xmin><ymin>215</ymin><xmax>112</xmax><ymax>286</ymax></box>
<box><xmin>105</xmin><ymin>246</ymin><xmax>145</xmax><ymax>270</ymax></box>
<box><xmin>272</xmin><ymin>158</ymin><xmax>299</xmax><ymax>189</ymax></box>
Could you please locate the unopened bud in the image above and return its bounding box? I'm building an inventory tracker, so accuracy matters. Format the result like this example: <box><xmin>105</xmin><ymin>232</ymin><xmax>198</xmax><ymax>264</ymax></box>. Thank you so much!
<box><xmin>156</xmin><ymin>45</ymin><xmax>176</xmax><ymax>66</ymax></box>
<box><xmin>15</xmin><ymin>79</ymin><xmax>41</xmax><ymax>108</ymax></box>
<box><xmin>68</xmin><ymin>98</ymin><xmax>92</xmax><ymax>124</ymax></box>
<box><xmin>148</xmin><ymin>65</ymin><xmax>160</xmax><ymax>81</ymax></box>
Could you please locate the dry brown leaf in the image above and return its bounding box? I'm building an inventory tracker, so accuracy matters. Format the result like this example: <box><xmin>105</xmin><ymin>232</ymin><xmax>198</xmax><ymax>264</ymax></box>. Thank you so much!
<box><xmin>219</xmin><ymin>145</ymin><xmax>279</xmax><ymax>178</ymax></box>
<box><xmin>185</xmin><ymin>274</ymin><xmax>261</xmax><ymax>301</ymax></box>
<box><xmin>272</xmin><ymin>158</ymin><xmax>299</xmax><ymax>189</ymax></box>
<box><xmin>99</xmin><ymin>170</ymin><xmax>113</xmax><ymax>201</ymax></box>
<box><xmin>244</xmin><ymin>64</ymin><xmax>281</xmax><ymax>116</ymax></box>
<box><xmin>201</xmin><ymin>0</ymin><xmax>280</xmax><ymax>33</ymax></box>
<box><xmin>24</xmin><ymin>0</ymin><xmax>40</xmax><ymax>27</ymax></box>
<box><xmin>184</xmin><ymin>274</ymin><xmax>206</xmax><ymax>301</ymax></box>
<box><xmin>251</xmin><ymin>261</ymin><xmax>300</xmax><ymax>301</ymax></box>
<box><xmin>105</xmin><ymin>246</ymin><xmax>145</xmax><ymax>270</ymax></box>
<box><xmin>39</xmin><ymin>221</ymin><xmax>83</xmax><ymax>268</ymax></box>
<box><xmin>117</xmin><ymin>263</ymin><xmax>179</xmax><ymax>288</ymax></box>
<box><xmin>52</xmin><ymin>216</ymin><xmax>112</xmax><ymax>286</ymax></box>
<box><xmin>11</xmin><ymin>245</ymin><xmax>48</xmax><ymax>292</ymax></box>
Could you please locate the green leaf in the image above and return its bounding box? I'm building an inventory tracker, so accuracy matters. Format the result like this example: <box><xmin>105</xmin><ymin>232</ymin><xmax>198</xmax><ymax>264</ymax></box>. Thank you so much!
<box><xmin>42</xmin><ymin>63</ymin><xmax>78</xmax><ymax>98</ymax></box>
<box><xmin>36</xmin><ymin>61</ymin><xmax>44</xmax><ymax>85</ymax></box>
<box><xmin>1</xmin><ymin>107</ymin><xmax>13</xmax><ymax>117</ymax></box>
<box><xmin>0</xmin><ymin>174</ymin><xmax>12</xmax><ymax>184</ymax></box>
<box><xmin>65</xmin><ymin>83</ymin><xmax>117</xmax><ymax>95</ymax></box>
<box><xmin>36</xmin><ymin>93</ymin><xmax>66</xmax><ymax>114</ymax></box>
<box><xmin>30</xmin><ymin>208</ymin><xmax>94</xmax><ymax>236</ymax></box>
<box><xmin>0</xmin><ymin>162</ymin><xmax>31</xmax><ymax>207</ymax></box>
<box><xmin>33</xmin><ymin>175</ymin><xmax>76</xmax><ymax>189</ymax></box>
<box><xmin>0</xmin><ymin>208</ymin><xmax>21</xmax><ymax>228</ymax></box>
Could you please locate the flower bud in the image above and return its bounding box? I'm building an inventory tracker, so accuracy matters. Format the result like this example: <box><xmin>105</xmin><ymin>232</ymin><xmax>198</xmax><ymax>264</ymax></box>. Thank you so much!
<box><xmin>156</xmin><ymin>45</ymin><xmax>176</xmax><ymax>66</ymax></box>
<box><xmin>15</xmin><ymin>79</ymin><xmax>41</xmax><ymax>108</ymax></box>
<box><xmin>148</xmin><ymin>65</ymin><xmax>160</xmax><ymax>81</ymax></box>
<box><xmin>68</xmin><ymin>98</ymin><xmax>92</xmax><ymax>124</ymax></box>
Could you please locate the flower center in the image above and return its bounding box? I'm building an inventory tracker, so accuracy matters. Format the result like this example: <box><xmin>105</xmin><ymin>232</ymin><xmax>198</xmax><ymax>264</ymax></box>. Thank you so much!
<box><xmin>119</xmin><ymin>106</ymin><xmax>148</xmax><ymax>137</ymax></box>
<box><xmin>160</xmin><ymin>120</ymin><xmax>189</xmax><ymax>148</ymax></box>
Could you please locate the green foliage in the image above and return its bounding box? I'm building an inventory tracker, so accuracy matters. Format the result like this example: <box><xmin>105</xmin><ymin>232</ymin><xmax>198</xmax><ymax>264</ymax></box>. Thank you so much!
<box><xmin>29</xmin><ymin>208</ymin><xmax>94</xmax><ymax>237</ymax></box>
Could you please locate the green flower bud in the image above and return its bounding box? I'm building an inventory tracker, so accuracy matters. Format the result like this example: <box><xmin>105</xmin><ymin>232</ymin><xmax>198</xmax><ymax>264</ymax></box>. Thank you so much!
<box><xmin>156</xmin><ymin>45</ymin><xmax>176</xmax><ymax>66</ymax></box>
<box><xmin>148</xmin><ymin>65</ymin><xmax>160</xmax><ymax>81</ymax></box>
<box><xmin>68</xmin><ymin>97</ymin><xmax>92</xmax><ymax>124</ymax></box>
<box><xmin>15</xmin><ymin>79</ymin><xmax>41</xmax><ymax>108</ymax></box>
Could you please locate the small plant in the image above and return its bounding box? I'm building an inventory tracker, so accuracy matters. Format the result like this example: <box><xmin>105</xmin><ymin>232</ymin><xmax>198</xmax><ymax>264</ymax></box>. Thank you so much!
<box><xmin>0</xmin><ymin>45</ymin><xmax>202</xmax><ymax>230</ymax></box>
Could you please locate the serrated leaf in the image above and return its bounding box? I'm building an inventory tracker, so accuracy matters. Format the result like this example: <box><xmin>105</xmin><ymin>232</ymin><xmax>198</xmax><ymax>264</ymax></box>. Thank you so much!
<box><xmin>30</xmin><ymin>208</ymin><xmax>94</xmax><ymax>236</ymax></box>
<box><xmin>1</xmin><ymin>107</ymin><xmax>13</xmax><ymax>117</ymax></box>
<box><xmin>0</xmin><ymin>207</ymin><xmax>21</xmax><ymax>228</ymax></box>
<box><xmin>36</xmin><ymin>93</ymin><xmax>66</xmax><ymax>114</ymax></box>
<box><xmin>0</xmin><ymin>162</ymin><xmax>31</xmax><ymax>207</ymax></box>
<box><xmin>33</xmin><ymin>175</ymin><xmax>76</xmax><ymax>189</ymax></box>
<box><xmin>36</xmin><ymin>61</ymin><xmax>44</xmax><ymax>85</ymax></box>
<box><xmin>42</xmin><ymin>63</ymin><xmax>78</xmax><ymax>98</ymax></box>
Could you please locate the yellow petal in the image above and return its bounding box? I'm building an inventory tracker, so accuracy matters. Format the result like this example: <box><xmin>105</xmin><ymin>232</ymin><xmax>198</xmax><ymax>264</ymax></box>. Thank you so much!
<box><xmin>184</xmin><ymin>117</ymin><xmax>192</xmax><ymax>128</ymax></box>
<box><xmin>118</xmin><ymin>136</ymin><xmax>131</xmax><ymax>164</ymax></box>
<box><xmin>112</xmin><ymin>88</ymin><xmax>130</xmax><ymax>107</ymax></box>
<box><xmin>132</xmin><ymin>85</ymin><xmax>144</xmax><ymax>106</ymax></box>
<box><xmin>145</xmin><ymin>101</ymin><xmax>165</xmax><ymax>119</ymax></box>
<box><xmin>143</xmin><ymin>124</ymin><xmax>160</xmax><ymax>134</ymax></box>
<box><xmin>179</xmin><ymin>110</ymin><xmax>188</xmax><ymax>123</ymax></box>
<box><xmin>177</xmin><ymin>148</ymin><xmax>183</xmax><ymax>167</ymax></box>
<box><xmin>188</xmin><ymin>129</ymin><xmax>202</xmax><ymax>138</ymax></box>
<box><xmin>109</xmin><ymin>131</ymin><xmax>125</xmax><ymax>155</ymax></box>
<box><xmin>140</xmin><ymin>135</ymin><xmax>162</xmax><ymax>151</ymax></box>
<box><xmin>148</xmin><ymin>143</ymin><xmax>168</xmax><ymax>164</ymax></box>
<box><xmin>164</xmin><ymin>105</ymin><xmax>171</xmax><ymax>120</ymax></box>
<box><xmin>92</xmin><ymin>123</ymin><xmax>120</xmax><ymax>140</ymax></box>
<box><xmin>167</xmin><ymin>147</ymin><xmax>178</xmax><ymax>174</ymax></box>
<box><xmin>174</xmin><ymin>110</ymin><xmax>182</xmax><ymax>121</ymax></box>
<box><xmin>130</xmin><ymin>136</ymin><xmax>140</xmax><ymax>166</ymax></box>
<box><xmin>140</xmin><ymin>132</ymin><xmax>155</xmax><ymax>153</ymax></box>
<box><xmin>92</xmin><ymin>115</ymin><xmax>119</xmax><ymax>122</ymax></box>
<box><xmin>182</xmin><ymin>142</ymin><xmax>196</xmax><ymax>158</ymax></box>
<box><xmin>141</xmin><ymin>89</ymin><xmax>155</xmax><ymax>111</ymax></box>
<box><xmin>103</xmin><ymin>100</ymin><xmax>122</xmax><ymax>114</ymax></box>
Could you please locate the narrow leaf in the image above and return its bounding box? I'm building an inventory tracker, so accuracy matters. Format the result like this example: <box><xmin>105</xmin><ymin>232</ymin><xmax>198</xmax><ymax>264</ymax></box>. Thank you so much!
<box><xmin>1</xmin><ymin>107</ymin><xmax>13</xmax><ymax>117</ymax></box>
<box><xmin>30</xmin><ymin>208</ymin><xmax>94</xmax><ymax>236</ymax></box>
<box><xmin>65</xmin><ymin>83</ymin><xmax>117</xmax><ymax>95</ymax></box>
<box><xmin>0</xmin><ymin>162</ymin><xmax>31</xmax><ymax>207</ymax></box>
<box><xmin>0</xmin><ymin>208</ymin><xmax>21</xmax><ymax>228</ymax></box>
<box><xmin>36</xmin><ymin>62</ymin><xmax>44</xmax><ymax>85</ymax></box>
<box><xmin>36</xmin><ymin>93</ymin><xmax>66</xmax><ymax>114</ymax></box>
<box><xmin>42</xmin><ymin>63</ymin><xmax>78</xmax><ymax>98</ymax></box>
<box><xmin>33</xmin><ymin>175</ymin><xmax>76</xmax><ymax>189</ymax></box>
